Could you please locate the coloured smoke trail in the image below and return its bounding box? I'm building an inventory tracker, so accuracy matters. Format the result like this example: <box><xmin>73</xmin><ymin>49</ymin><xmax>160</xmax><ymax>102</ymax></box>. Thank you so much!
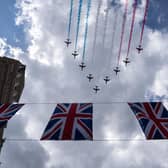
<box><xmin>117</xmin><ymin>0</ymin><xmax>128</xmax><ymax>67</ymax></box>
<box><xmin>139</xmin><ymin>0</ymin><xmax>149</xmax><ymax>47</ymax></box>
<box><xmin>101</xmin><ymin>1</ymin><xmax>110</xmax><ymax>75</ymax></box>
<box><xmin>126</xmin><ymin>0</ymin><xmax>137</xmax><ymax>59</ymax></box>
<box><xmin>67</xmin><ymin>0</ymin><xmax>74</xmax><ymax>40</ymax></box>
<box><xmin>74</xmin><ymin>0</ymin><xmax>83</xmax><ymax>51</ymax></box>
<box><xmin>92</xmin><ymin>0</ymin><xmax>102</xmax><ymax>63</ymax></box>
<box><xmin>110</xmin><ymin>9</ymin><xmax>118</xmax><ymax>66</ymax></box>
<box><xmin>82</xmin><ymin>0</ymin><xmax>92</xmax><ymax>62</ymax></box>
<box><xmin>102</xmin><ymin>8</ymin><xmax>109</xmax><ymax>54</ymax></box>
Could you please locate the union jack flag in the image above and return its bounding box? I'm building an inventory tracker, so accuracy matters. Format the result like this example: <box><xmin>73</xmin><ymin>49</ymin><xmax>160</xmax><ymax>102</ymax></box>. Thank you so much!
<box><xmin>128</xmin><ymin>102</ymin><xmax>168</xmax><ymax>139</ymax></box>
<box><xmin>41</xmin><ymin>103</ymin><xmax>93</xmax><ymax>140</ymax></box>
<box><xmin>0</xmin><ymin>104</ymin><xmax>24</xmax><ymax>127</ymax></box>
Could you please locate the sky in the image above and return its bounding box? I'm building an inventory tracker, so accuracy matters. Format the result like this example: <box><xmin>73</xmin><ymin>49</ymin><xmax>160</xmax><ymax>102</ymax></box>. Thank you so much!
<box><xmin>0</xmin><ymin>0</ymin><xmax>27</xmax><ymax>50</ymax></box>
<box><xmin>0</xmin><ymin>0</ymin><xmax>168</xmax><ymax>167</ymax></box>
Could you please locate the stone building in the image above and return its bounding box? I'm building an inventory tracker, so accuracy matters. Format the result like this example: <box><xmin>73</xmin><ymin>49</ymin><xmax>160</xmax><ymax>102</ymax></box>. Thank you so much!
<box><xmin>0</xmin><ymin>56</ymin><xmax>26</xmax><ymax>153</ymax></box>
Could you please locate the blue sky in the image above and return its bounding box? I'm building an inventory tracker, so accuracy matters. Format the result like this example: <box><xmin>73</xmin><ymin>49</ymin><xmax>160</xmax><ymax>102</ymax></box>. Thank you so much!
<box><xmin>0</xmin><ymin>0</ymin><xmax>27</xmax><ymax>51</ymax></box>
<box><xmin>146</xmin><ymin>0</ymin><xmax>168</xmax><ymax>30</ymax></box>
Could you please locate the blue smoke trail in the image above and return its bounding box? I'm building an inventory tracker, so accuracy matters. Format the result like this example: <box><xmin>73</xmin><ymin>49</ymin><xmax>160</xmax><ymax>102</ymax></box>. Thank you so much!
<box><xmin>75</xmin><ymin>0</ymin><xmax>83</xmax><ymax>51</ymax></box>
<box><xmin>67</xmin><ymin>0</ymin><xmax>74</xmax><ymax>39</ymax></box>
<box><xmin>82</xmin><ymin>0</ymin><xmax>92</xmax><ymax>62</ymax></box>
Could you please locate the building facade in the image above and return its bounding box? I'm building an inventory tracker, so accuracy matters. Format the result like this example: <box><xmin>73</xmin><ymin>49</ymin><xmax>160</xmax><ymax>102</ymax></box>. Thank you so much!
<box><xmin>0</xmin><ymin>57</ymin><xmax>25</xmax><ymax>103</ymax></box>
<box><xmin>0</xmin><ymin>56</ymin><xmax>26</xmax><ymax>154</ymax></box>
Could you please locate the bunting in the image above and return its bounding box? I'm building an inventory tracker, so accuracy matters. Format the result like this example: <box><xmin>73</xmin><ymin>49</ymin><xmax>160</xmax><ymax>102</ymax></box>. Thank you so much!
<box><xmin>41</xmin><ymin>103</ymin><xmax>93</xmax><ymax>140</ymax></box>
<box><xmin>128</xmin><ymin>102</ymin><xmax>168</xmax><ymax>139</ymax></box>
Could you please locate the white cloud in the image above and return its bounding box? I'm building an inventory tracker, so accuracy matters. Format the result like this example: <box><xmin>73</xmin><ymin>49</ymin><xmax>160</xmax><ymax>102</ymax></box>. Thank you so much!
<box><xmin>0</xmin><ymin>38</ymin><xmax>24</xmax><ymax>59</ymax></box>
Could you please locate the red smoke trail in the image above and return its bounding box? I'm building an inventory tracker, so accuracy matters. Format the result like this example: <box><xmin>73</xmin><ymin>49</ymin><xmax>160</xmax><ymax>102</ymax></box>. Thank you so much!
<box><xmin>139</xmin><ymin>0</ymin><xmax>149</xmax><ymax>46</ymax></box>
<box><xmin>126</xmin><ymin>0</ymin><xmax>137</xmax><ymax>58</ymax></box>
<box><xmin>117</xmin><ymin>0</ymin><xmax>128</xmax><ymax>66</ymax></box>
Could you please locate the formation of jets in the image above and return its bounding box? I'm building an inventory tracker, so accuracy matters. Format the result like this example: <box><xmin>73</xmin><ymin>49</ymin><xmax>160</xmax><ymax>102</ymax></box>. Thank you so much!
<box><xmin>65</xmin><ymin>37</ymin><xmax>143</xmax><ymax>68</ymax></box>
<box><xmin>64</xmin><ymin>38</ymin><xmax>144</xmax><ymax>93</ymax></box>
<box><xmin>64</xmin><ymin>0</ymin><xmax>147</xmax><ymax>95</ymax></box>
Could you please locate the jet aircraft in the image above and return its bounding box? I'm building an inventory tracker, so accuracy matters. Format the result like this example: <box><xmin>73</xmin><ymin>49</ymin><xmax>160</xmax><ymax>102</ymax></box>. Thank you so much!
<box><xmin>93</xmin><ymin>85</ymin><xmax>100</xmax><ymax>93</ymax></box>
<box><xmin>123</xmin><ymin>57</ymin><xmax>131</xmax><ymax>66</ymax></box>
<box><xmin>136</xmin><ymin>45</ymin><xmax>143</xmax><ymax>54</ymax></box>
<box><xmin>64</xmin><ymin>38</ymin><xmax>71</xmax><ymax>47</ymax></box>
<box><xmin>104</xmin><ymin>76</ymin><xmax>110</xmax><ymax>84</ymax></box>
<box><xmin>87</xmin><ymin>74</ymin><xmax>94</xmax><ymax>82</ymax></box>
<box><xmin>72</xmin><ymin>50</ymin><xmax>79</xmax><ymax>59</ymax></box>
<box><xmin>79</xmin><ymin>62</ymin><xmax>86</xmax><ymax>71</ymax></box>
<box><xmin>113</xmin><ymin>66</ymin><xmax>120</xmax><ymax>75</ymax></box>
